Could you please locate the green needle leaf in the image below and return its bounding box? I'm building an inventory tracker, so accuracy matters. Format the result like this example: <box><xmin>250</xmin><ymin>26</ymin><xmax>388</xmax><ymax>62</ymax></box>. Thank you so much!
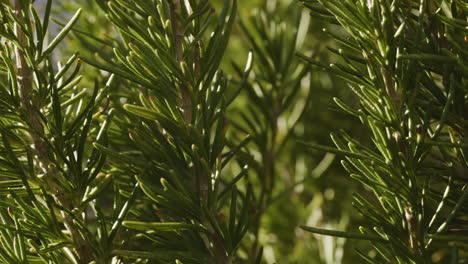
<box><xmin>301</xmin><ymin>226</ymin><xmax>389</xmax><ymax>243</ymax></box>
<box><xmin>40</xmin><ymin>8</ymin><xmax>82</xmax><ymax>61</ymax></box>
<box><xmin>122</xmin><ymin>221</ymin><xmax>208</xmax><ymax>233</ymax></box>
<box><xmin>123</xmin><ymin>104</ymin><xmax>159</xmax><ymax>120</ymax></box>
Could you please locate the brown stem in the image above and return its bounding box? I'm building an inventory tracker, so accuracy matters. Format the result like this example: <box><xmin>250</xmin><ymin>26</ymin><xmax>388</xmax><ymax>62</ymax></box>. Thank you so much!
<box><xmin>250</xmin><ymin>114</ymin><xmax>278</xmax><ymax>262</ymax></box>
<box><xmin>13</xmin><ymin>1</ymin><xmax>93</xmax><ymax>263</ymax></box>
<box><xmin>168</xmin><ymin>2</ymin><xmax>226</xmax><ymax>263</ymax></box>
<box><xmin>13</xmin><ymin>1</ymin><xmax>44</xmax><ymax>160</ymax></box>
<box><xmin>381</xmin><ymin>67</ymin><xmax>401</xmax><ymax>111</ymax></box>
<box><xmin>169</xmin><ymin>0</ymin><xmax>192</xmax><ymax>123</ymax></box>
<box><xmin>405</xmin><ymin>207</ymin><xmax>420</xmax><ymax>256</ymax></box>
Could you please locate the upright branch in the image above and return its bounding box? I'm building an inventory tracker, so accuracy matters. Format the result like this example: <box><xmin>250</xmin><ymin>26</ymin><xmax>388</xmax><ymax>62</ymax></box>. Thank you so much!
<box><xmin>250</xmin><ymin>114</ymin><xmax>277</xmax><ymax>261</ymax></box>
<box><xmin>13</xmin><ymin>1</ymin><xmax>93</xmax><ymax>262</ymax></box>
<box><xmin>169</xmin><ymin>1</ymin><xmax>223</xmax><ymax>262</ymax></box>
<box><xmin>14</xmin><ymin>1</ymin><xmax>45</xmax><ymax>165</ymax></box>
<box><xmin>169</xmin><ymin>0</ymin><xmax>192</xmax><ymax>123</ymax></box>
<box><xmin>300</xmin><ymin>0</ymin><xmax>467</xmax><ymax>262</ymax></box>
<box><xmin>234</xmin><ymin>5</ymin><xmax>312</xmax><ymax>261</ymax></box>
<box><xmin>93</xmin><ymin>1</ymin><xmax>244</xmax><ymax>262</ymax></box>
<box><xmin>169</xmin><ymin>0</ymin><xmax>210</xmax><ymax>205</ymax></box>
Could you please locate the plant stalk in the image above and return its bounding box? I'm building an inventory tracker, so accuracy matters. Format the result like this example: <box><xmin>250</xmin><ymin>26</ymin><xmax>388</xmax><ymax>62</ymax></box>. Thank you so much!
<box><xmin>13</xmin><ymin>1</ymin><xmax>93</xmax><ymax>262</ymax></box>
<box><xmin>169</xmin><ymin>0</ymin><xmax>192</xmax><ymax>123</ymax></box>
<box><xmin>250</xmin><ymin>112</ymin><xmax>278</xmax><ymax>262</ymax></box>
<box><xmin>168</xmin><ymin>2</ymin><xmax>226</xmax><ymax>263</ymax></box>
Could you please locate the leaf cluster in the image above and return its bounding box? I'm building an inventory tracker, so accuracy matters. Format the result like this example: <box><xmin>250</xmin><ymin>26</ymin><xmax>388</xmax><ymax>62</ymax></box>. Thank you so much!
<box><xmin>300</xmin><ymin>0</ymin><xmax>468</xmax><ymax>262</ymax></box>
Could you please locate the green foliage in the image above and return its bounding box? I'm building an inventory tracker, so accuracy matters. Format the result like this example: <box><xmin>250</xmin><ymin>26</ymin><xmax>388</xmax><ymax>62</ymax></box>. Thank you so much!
<box><xmin>228</xmin><ymin>1</ymin><xmax>313</xmax><ymax>261</ymax></box>
<box><xmin>0</xmin><ymin>0</ymin><xmax>466</xmax><ymax>263</ymax></box>
<box><xmin>0</xmin><ymin>0</ymin><xmax>110</xmax><ymax>262</ymax></box>
<box><xmin>300</xmin><ymin>0</ymin><xmax>468</xmax><ymax>263</ymax></box>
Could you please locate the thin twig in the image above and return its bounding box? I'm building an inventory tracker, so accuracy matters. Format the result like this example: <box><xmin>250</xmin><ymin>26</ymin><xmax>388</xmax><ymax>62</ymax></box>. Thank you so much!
<box><xmin>250</xmin><ymin>111</ymin><xmax>278</xmax><ymax>262</ymax></box>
